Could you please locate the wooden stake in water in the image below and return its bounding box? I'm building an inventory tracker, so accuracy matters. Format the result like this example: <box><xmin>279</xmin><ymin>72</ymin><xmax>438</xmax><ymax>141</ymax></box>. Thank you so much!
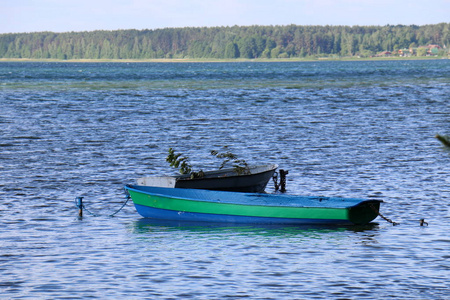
<box><xmin>76</xmin><ymin>197</ymin><xmax>83</xmax><ymax>218</ymax></box>
<box><xmin>280</xmin><ymin>169</ymin><xmax>288</xmax><ymax>193</ymax></box>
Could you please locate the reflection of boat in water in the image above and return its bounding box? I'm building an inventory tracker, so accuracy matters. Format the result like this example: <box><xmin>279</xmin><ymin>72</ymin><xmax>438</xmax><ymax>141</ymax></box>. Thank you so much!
<box><xmin>131</xmin><ymin>218</ymin><xmax>379</xmax><ymax>235</ymax></box>
<box><xmin>137</xmin><ymin>164</ymin><xmax>278</xmax><ymax>193</ymax></box>
<box><xmin>436</xmin><ymin>134</ymin><xmax>450</xmax><ymax>147</ymax></box>
<box><xmin>125</xmin><ymin>185</ymin><xmax>382</xmax><ymax>225</ymax></box>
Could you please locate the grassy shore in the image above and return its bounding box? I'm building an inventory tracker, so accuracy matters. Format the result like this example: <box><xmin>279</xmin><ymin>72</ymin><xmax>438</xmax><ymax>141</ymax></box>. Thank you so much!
<box><xmin>0</xmin><ymin>56</ymin><xmax>447</xmax><ymax>63</ymax></box>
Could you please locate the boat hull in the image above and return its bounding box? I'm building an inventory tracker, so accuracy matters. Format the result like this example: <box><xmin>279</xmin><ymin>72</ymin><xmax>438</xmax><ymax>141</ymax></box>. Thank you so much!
<box><xmin>137</xmin><ymin>164</ymin><xmax>278</xmax><ymax>193</ymax></box>
<box><xmin>125</xmin><ymin>185</ymin><xmax>381</xmax><ymax>225</ymax></box>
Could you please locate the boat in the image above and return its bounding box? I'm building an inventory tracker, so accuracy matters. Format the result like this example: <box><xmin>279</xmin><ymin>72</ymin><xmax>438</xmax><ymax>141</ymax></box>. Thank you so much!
<box><xmin>137</xmin><ymin>164</ymin><xmax>278</xmax><ymax>193</ymax></box>
<box><xmin>436</xmin><ymin>134</ymin><xmax>450</xmax><ymax>147</ymax></box>
<box><xmin>124</xmin><ymin>185</ymin><xmax>382</xmax><ymax>225</ymax></box>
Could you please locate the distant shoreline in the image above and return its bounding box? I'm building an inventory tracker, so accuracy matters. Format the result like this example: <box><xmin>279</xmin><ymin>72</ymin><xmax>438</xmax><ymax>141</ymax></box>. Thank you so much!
<box><xmin>0</xmin><ymin>56</ymin><xmax>447</xmax><ymax>63</ymax></box>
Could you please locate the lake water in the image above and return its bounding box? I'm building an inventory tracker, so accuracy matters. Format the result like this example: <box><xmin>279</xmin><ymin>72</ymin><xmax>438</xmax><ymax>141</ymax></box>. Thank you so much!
<box><xmin>1</xmin><ymin>60</ymin><xmax>449</xmax><ymax>299</ymax></box>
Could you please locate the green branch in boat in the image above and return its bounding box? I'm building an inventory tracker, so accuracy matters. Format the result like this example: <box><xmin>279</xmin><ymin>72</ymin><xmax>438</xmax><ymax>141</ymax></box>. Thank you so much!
<box><xmin>211</xmin><ymin>148</ymin><xmax>250</xmax><ymax>175</ymax></box>
<box><xmin>436</xmin><ymin>134</ymin><xmax>450</xmax><ymax>147</ymax></box>
<box><xmin>166</xmin><ymin>148</ymin><xmax>193</xmax><ymax>174</ymax></box>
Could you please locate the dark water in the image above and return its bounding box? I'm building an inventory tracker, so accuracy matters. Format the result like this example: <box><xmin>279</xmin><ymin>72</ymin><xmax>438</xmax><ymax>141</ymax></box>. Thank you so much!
<box><xmin>1</xmin><ymin>60</ymin><xmax>449</xmax><ymax>299</ymax></box>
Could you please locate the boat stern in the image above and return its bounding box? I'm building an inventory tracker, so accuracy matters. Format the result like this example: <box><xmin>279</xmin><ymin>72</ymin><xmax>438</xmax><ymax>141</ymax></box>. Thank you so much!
<box><xmin>347</xmin><ymin>200</ymin><xmax>382</xmax><ymax>225</ymax></box>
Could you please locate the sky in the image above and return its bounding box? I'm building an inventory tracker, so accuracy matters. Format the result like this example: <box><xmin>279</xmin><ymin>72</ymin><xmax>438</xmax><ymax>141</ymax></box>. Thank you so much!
<box><xmin>1</xmin><ymin>0</ymin><xmax>449</xmax><ymax>34</ymax></box>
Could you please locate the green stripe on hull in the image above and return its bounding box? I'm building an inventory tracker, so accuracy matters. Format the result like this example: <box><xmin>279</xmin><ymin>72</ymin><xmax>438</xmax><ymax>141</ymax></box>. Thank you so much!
<box><xmin>128</xmin><ymin>190</ymin><xmax>350</xmax><ymax>221</ymax></box>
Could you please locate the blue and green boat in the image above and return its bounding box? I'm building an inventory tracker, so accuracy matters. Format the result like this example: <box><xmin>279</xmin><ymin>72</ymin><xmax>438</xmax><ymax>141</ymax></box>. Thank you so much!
<box><xmin>125</xmin><ymin>185</ymin><xmax>382</xmax><ymax>225</ymax></box>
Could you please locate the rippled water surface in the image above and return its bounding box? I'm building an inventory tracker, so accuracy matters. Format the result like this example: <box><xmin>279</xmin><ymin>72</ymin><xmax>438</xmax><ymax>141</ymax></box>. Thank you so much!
<box><xmin>1</xmin><ymin>60</ymin><xmax>449</xmax><ymax>299</ymax></box>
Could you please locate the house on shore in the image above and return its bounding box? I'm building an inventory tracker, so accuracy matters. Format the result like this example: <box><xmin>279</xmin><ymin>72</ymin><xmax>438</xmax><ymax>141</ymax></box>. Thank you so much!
<box><xmin>375</xmin><ymin>51</ymin><xmax>392</xmax><ymax>57</ymax></box>
<box><xmin>425</xmin><ymin>44</ymin><xmax>442</xmax><ymax>55</ymax></box>
<box><xmin>387</xmin><ymin>44</ymin><xmax>445</xmax><ymax>57</ymax></box>
<box><xmin>398</xmin><ymin>49</ymin><xmax>413</xmax><ymax>56</ymax></box>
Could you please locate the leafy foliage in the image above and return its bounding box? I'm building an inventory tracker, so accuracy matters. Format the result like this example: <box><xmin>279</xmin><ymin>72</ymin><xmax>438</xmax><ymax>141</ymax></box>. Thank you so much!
<box><xmin>435</xmin><ymin>134</ymin><xmax>450</xmax><ymax>147</ymax></box>
<box><xmin>211</xmin><ymin>147</ymin><xmax>249</xmax><ymax>175</ymax></box>
<box><xmin>1</xmin><ymin>24</ymin><xmax>449</xmax><ymax>59</ymax></box>
<box><xmin>166</xmin><ymin>147</ymin><xmax>250</xmax><ymax>176</ymax></box>
<box><xmin>166</xmin><ymin>148</ymin><xmax>192</xmax><ymax>175</ymax></box>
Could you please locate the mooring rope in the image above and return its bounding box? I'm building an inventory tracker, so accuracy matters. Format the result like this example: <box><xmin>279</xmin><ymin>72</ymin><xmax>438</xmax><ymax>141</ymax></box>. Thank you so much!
<box><xmin>369</xmin><ymin>203</ymin><xmax>400</xmax><ymax>226</ymax></box>
<box><xmin>272</xmin><ymin>172</ymin><xmax>279</xmax><ymax>191</ymax></box>
<box><xmin>108</xmin><ymin>193</ymin><xmax>131</xmax><ymax>217</ymax></box>
<box><xmin>74</xmin><ymin>189</ymin><xmax>131</xmax><ymax>218</ymax></box>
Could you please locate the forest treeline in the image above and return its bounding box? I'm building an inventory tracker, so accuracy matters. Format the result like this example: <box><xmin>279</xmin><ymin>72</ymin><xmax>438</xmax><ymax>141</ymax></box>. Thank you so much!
<box><xmin>0</xmin><ymin>23</ymin><xmax>449</xmax><ymax>60</ymax></box>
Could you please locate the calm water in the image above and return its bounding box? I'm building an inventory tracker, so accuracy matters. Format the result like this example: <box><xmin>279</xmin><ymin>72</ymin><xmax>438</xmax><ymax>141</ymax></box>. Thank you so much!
<box><xmin>1</xmin><ymin>60</ymin><xmax>449</xmax><ymax>299</ymax></box>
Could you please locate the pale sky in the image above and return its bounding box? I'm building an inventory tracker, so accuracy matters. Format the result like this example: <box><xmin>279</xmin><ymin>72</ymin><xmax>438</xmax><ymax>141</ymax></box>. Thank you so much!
<box><xmin>1</xmin><ymin>0</ymin><xmax>449</xmax><ymax>34</ymax></box>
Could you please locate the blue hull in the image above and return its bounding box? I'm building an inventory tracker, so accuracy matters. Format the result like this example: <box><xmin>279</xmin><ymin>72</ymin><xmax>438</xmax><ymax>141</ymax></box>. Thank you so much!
<box><xmin>134</xmin><ymin>203</ymin><xmax>355</xmax><ymax>225</ymax></box>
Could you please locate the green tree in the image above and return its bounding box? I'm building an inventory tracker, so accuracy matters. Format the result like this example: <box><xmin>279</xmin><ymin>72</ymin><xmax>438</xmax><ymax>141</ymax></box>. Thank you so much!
<box><xmin>270</xmin><ymin>47</ymin><xmax>281</xmax><ymax>58</ymax></box>
<box><xmin>417</xmin><ymin>47</ymin><xmax>427</xmax><ymax>56</ymax></box>
<box><xmin>237</xmin><ymin>37</ymin><xmax>257</xmax><ymax>58</ymax></box>
<box><xmin>224</xmin><ymin>42</ymin><xmax>239</xmax><ymax>58</ymax></box>
<box><xmin>0</xmin><ymin>24</ymin><xmax>449</xmax><ymax>60</ymax></box>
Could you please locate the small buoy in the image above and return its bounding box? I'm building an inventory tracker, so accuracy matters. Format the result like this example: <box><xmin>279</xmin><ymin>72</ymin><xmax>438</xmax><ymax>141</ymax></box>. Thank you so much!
<box><xmin>420</xmin><ymin>218</ymin><xmax>428</xmax><ymax>226</ymax></box>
